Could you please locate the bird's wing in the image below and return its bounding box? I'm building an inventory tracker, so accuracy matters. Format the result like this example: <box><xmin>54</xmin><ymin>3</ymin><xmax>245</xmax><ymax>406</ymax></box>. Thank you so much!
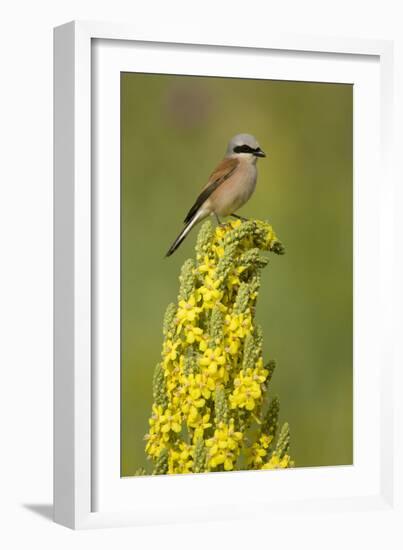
<box><xmin>183</xmin><ymin>157</ymin><xmax>239</xmax><ymax>224</ymax></box>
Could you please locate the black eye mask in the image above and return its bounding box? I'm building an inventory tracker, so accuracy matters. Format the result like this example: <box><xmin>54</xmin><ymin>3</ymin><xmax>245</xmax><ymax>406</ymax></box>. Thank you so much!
<box><xmin>233</xmin><ymin>144</ymin><xmax>266</xmax><ymax>157</ymax></box>
<box><xmin>233</xmin><ymin>144</ymin><xmax>256</xmax><ymax>154</ymax></box>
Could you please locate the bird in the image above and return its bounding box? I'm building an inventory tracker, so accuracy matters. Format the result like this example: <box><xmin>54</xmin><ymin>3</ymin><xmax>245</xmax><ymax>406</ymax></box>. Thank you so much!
<box><xmin>166</xmin><ymin>133</ymin><xmax>266</xmax><ymax>257</ymax></box>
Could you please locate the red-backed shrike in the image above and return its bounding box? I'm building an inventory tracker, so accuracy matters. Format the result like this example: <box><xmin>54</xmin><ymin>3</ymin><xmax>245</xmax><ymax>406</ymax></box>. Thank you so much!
<box><xmin>166</xmin><ymin>133</ymin><xmax>266</xmax><ymax>256</ymax></box>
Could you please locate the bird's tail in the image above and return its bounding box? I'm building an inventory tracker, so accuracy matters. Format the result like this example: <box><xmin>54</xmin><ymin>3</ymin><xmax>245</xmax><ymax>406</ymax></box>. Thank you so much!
<box><xmin>165</xmin><ymin>210</ymin><xmax>205</xmax><ymax>257</ymax></box>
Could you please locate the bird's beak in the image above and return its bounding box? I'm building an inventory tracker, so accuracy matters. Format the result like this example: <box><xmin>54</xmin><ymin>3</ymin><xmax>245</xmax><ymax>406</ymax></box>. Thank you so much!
<box><xmin>254</xmin><ymin>148</ymin><xmax>266</xmax><ymax>158</ymax></box>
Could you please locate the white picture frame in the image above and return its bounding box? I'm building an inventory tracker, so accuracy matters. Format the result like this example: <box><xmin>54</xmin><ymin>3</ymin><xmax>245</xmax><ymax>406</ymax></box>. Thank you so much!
<box><xmin>54</xmin><ymin>20</ymin><xmax>399</xmax><ymax>531</ymax></box>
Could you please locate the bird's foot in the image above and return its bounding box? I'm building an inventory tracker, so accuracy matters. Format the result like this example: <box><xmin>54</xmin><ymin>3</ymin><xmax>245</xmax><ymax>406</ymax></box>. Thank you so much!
<box><xmin>214</xmin><ymin>214</ymin><xmax>226</xmax><ymax>227</ymax></box>
<box><xmin>231</xmin><ymin>213</ymin><xmax>248</xmax><ymax>221</ymax></box>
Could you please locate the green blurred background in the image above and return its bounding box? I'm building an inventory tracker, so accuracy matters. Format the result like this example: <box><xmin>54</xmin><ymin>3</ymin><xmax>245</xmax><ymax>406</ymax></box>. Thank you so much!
<box><xmin>121</xmin><ymin>73</ymin><xmax>353</xmax><ymax>476</ymax></box>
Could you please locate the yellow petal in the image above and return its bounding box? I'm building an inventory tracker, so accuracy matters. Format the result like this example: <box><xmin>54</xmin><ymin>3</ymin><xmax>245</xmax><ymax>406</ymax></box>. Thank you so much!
<box><xmin>224</xmin><ymin>458</ymin><xmax>234</xmax><ymax>471</ymax></box>
<box><xmin>208</xmin><ymin>363</ymin><xmax>217</xmax><ymax>374</ymax></box>
<box><xmin>245</xmin><ymin>398</ymin><xmax>255</xmax><ymax>411</ymax></box>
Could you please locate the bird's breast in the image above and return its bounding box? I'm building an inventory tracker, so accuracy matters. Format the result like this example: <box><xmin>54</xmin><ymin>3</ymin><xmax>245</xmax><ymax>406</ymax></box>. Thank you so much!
<box><xmin>211</xmin><ymin>162</ymin><xmax>257</xmax><ymax>217</ymax></box>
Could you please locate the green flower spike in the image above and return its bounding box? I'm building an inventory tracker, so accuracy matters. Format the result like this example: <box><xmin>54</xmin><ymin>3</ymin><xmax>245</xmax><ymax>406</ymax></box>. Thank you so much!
<box><xmin>140</xmin><ymin>219</ymin><xmax>294</xmax><ymax>474</ymax></box>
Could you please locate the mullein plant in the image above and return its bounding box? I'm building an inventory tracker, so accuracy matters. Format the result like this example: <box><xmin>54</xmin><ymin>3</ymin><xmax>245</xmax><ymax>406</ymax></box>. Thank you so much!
<box><xmin>142</xmin><ymin>218</ymin><xmax>294</xmax><ymax>475</ymax></box>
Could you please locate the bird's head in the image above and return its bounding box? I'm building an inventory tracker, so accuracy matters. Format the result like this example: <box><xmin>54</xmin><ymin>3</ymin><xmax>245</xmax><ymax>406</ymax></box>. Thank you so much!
<box><xmin>226</xmin><ymin>133</ymin><xmax>266</xmax><ymax>162</ymax></box>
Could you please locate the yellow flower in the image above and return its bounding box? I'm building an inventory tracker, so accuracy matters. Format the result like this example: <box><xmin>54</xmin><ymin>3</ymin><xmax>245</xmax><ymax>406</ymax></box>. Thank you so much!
<box><xmin>160</xmin><ymin>408</ymin><xmax>182</xmax><ymax>434</ymax></box>
<box><xmin>184</xmin><ymin>324</ymin><xmax>203</xmax><ymax>344</ymax></box>
<box><xmin>214</xmin><ymin>225</ymin><xmax>227</xmax><ymax>240</ymax></box>
<box><xmin>193</xmin><ymin>412</ymin><xmax>212</xmax><ymax>441</ymax></box>
<box><xmin>224</xmin><ymin>313</ymin><xmax>252</xmax><ymax>337</ymax></box>
<box><xmin>163</xmin><ymin>339</ymin><xmax>180</xmax><ymax>362</ymax></box>
<box><xmin>226</xmin><ymin>264</ymin><xmax>246</xmax><ymax>288</ymax></box>
<box><xmin>261</xmin><ymin>453</ymin><xmax>293</xmax><ymax>469</ymax></box>
<box><xmin>199</xmin><ymin>332</ymin><xmax>209</xmax><ymax>352</ymax></box>
<box><xmin>198</xmin><ymin>275</ymin><xmax>222</xmax><ymax>308</ymax></box>
<box><xmin>145</xmin><ymin>404</ymin><xmax>172</xmax><ymax>457</ymax></box>
<box><xmin>178</xmin><ymin>386</ymin><xmax>207</xmax><ymax>427</ymax></box>
<box><xmin>188</xmin><ymin>372</ymin><xmax>216</xmax><ymax>400</ymax></box>
<box><xmin>177</xmin><ymin>294</ymin><xmax>201</xmax><ymax>326</ymax></box>
<box><xmin>144</xmin><ymin>431</ymin><xmax>166</xmax><ymax>459</ymax></box>
<box><xmin>228</xmin><ymin>274</ymin><xmax>241</xmax><ymax>287</ymax></box>
<box><xmin>212</xmin><ymin>244</ymin><xmax>225</xmax><ymax>258</ymax></box>
<box><xmin>224</xmin><ymin>333</ymin><xmax>241</xmax><ymax>356</ymax></box>
<box><xmin>247</xmin><ymin>434</ymin><xmax>273</xmax><ymax>468</ymax></box>
<box><xmin>235</xmin><ymin>314</ymin><xmax>253</xmax><ymax>338</ymax></box>
<box><xmin>224</xmin><ymin>314</ymin><xmax>236</xmax><ymax>332</ymax></box>
<box><xmin>252</xmin><ymin>361</ymin><xmax>269</xmax><ymax>385</ymax></box>
<box><xmin>170</xmin><ymin>371</ymin><xmax>190</xmax><ymax>399</ymax></box>
<box><xmin>148</xmin><ymin>404</ymin><xmax>164</xmax><ymax>433</ymax></box>
<box><xmin>182</xmin><ymin>393</ymin><xmax>205</xmax><ymax>414</ymax></box>
<box><xmin>205</xmin><ymin>420</ymin><xmax>243</xmax><ymax>471</ymax></box>
<box><xmin>230</xmin><ymin>219</ymin><xmax>242</xmax><ymax>229</ymax></box>
<box><xmin>223</xmin><ymin>316</ymin><xmax>240</xmax><ymax>353</ymax></box>
<box><xmin>168</xmin><ymin>442</ymin><xmax>194</xmax><ymax>474</ymax></box>
<box><xmin>230</xmin><ymin>371</ymin><xmax>262</xmax><ymax>411</ymax></box>
<box><xmin>198</xmin><ymin>255</ymin><xmax>216</xmax><ymax>277</ymax></box>
<box><xmin>168</xmin><ymin>442</ymin><xmax>193</xmax><ymax>474</ymax></box>
<box><xmin>199</xmin><ymin>347</ymin><xmax>226</xmax><ymax>376</ymax></box>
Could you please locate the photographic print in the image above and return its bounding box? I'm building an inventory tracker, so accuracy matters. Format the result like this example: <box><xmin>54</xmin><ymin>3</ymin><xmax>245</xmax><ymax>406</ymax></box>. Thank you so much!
<box><xmin>120</xmin><ymin>73</ymin><xmax>353</xmax><ymax>477</ymax></box>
